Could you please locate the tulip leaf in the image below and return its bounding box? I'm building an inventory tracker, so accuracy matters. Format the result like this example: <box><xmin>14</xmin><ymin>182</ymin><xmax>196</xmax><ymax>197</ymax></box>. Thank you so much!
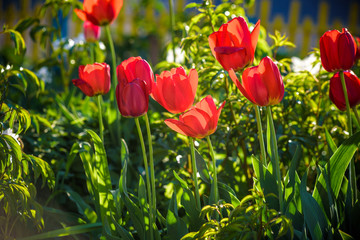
<box><xmin>324</xmin><ymin>128</ymin><xmax>337</xmax><ymax>155</ymax></box>
<box><xmin>300</xmin><ymin>170</ymin><xmax>328</xmax><ymax>240</ymax></box>
<box><xmin>166</xmin><ymin>191</ymin><xmax>188</xmax><ymax>240</ymax></box>
<box><xmin>119</xmin><ymin>154</ymin><xmax>146</xmax><ymax>240</ymax></box>
<box><xmin>313</xmin><ymin>131</ymin><xmax>360</xmax><ymax>211</ymax></box>
<box><xmin>195</xmin><ymin>149</ymin><xmax>211</xmax><ymax>183</ymax></box>
<box><xmin>173</xmin><ymin>171</ymin><xmax>202</xmax><ymax>230</ymax></box>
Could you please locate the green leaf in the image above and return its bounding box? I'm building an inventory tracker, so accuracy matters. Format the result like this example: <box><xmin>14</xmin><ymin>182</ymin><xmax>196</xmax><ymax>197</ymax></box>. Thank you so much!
<box><xmin>119</xmin><ymin>155</ymin><xmax>146</xmax><ymax>240</ymax></box>
<box><xmin>324</xmin><ymin>128</ymin><xmax>337</xmax><ymax>155</ymax></box>
<box><xmin>195</xmin><ymin>149</ymin><xmax>210</xmax><ymax>183</ymax></box>
<box><xmin>5</xmin><ymin>29</ymin><xmax>26</xmax><ymax>55</ymax></box>
<box><xmin>29</xmin><ymin>155</ymin><xmax>55</xmax><ymax>189</ymax></box>
<box><xmin>338</xmin><ymin>230</ymin><xmax>354</xmax><ymax>240</ymax></box>
<box><xmin>313</xmin><ymin>131</ymin><xmax>360</xmax><ymax>210</ymax></box>
<box><xmin>86</xmin><ymin>130</ymin><xmax>113</xmax><ymax>226</ymax></box>
<box><xmin>300</xmin><ymin>170</ymin><xmax>328</xmax><ymax>240</ymax></box>
<box><xmin>0</xmin><ymin>134</ymin><xmax>22</xmax><ymax>163</ymax></box>
<box><xmin>167</xmin><ymin>191</ymin><xmax>188</xmax><ymax>240</ymax></box>
<box><xmin>18</xmin><ymin>223</ymin><xmax>102</xmax><ymax>240</ymax></box>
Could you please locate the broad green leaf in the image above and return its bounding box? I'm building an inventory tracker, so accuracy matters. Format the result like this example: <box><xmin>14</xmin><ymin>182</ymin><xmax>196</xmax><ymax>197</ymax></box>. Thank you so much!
<box><xmin>18</xmin><ymin>223</ymin><xmax>102</xmax><ymax>240</ymax></box>
<box><xmin>86</xmin><ymin>130</ymin><xmax>113</xmax><ymax>227</ymax></box>
<box><xmin>5</xmin><ymin>29</ymin><xmax>26</xmax><ymax>55</ymax></box>
<box><xmin>0</xmin><ymin>134</ymin><xmax>22</xmax><ymax>163</ymax></box>
<box><xmin>29</xmin><ymin>155</ymin><xmax>55</xmax><ymax>189</ymax></box>
<box><xmin>324</xmin><ymin>128</ymin><xmax>337</xmax><ymax>155</ymax></box>
<box><xmin>300</xmin><ymin>170</ymin><xmax>328</xmax><ymax>240</ymax></box>
<box><xmin>119</xmin><ymin>155</ymin><xmax>146</xmax><ymax>240</ymax></box>
<box><xmin>195</xmin><ymin>149</ymin><xmax>210</xmax><ymax>183</ymax></box>
<box><xmin>313</xmin><ymin>131</ymin><xmax>360</xmax><ymax>210</ymax></box>
<box><xmin>167</xmin><ymin>191</ymin><xmax>188</xmax><ymax>240</ymax></box>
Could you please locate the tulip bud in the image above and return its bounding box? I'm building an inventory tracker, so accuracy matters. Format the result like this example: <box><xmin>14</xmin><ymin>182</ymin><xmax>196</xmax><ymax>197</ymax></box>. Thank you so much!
<box><xmin>165</xmin><ymin>95</ymin><xmax>225</xmax><ymax>139</ymax></box>
<box><xmin>75</xmin><ymin>0</ymin><xmax>123</xmax><ymax>26</ymax></box>
<box><xmin>84</xmin><ymin>21</ymin><xmax>101</xmax><ymax>42</ymax></box>
<box><xmin>229</xmin><ymin>57</ymin><xmax>284</xmax><ymax>106</ymax></box>
<box><xmin>116</xmin><ymin>57</ymin><xmax>154</xmax><ymax>117</ymax></box>
<box><xmin>329</xmin><ymin>71</ymin><xmax>360</xmax><ymax>111</ymax></box>
<box><xmin>151</xmin><ymin>67</ymin><xmax>198</xmax><ymax>114</ymax></box>
<box><xmin>320</xmin><ymin>28</ymin><xmax>357</xmax><ymax>72</ymax></box>
<box><xmin>208</xmin><ymin>17</ymin><xmax>260</xmax><ymax>71</ymax></box>
<box><xmin>72</xmin><ymin>63</ymin><xmax>111</xmax><ymax>97</ymax></box>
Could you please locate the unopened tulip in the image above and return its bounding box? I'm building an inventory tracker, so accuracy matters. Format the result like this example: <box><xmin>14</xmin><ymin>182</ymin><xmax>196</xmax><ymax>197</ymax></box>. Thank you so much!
<box><xmin>165</xmin><ymin>96</ymin><xmax>225</xmax><ymax>139</ymax></box>
<box><xmin>229</xmin><ymin>56</ymin><xmax>284</xmax><ymax>106</ymax></box>
<box><xmin>151</xmin><ymin>67</ymin><xmax>198</xmax><ymax>114</ymax></box>
<box><xmin>208</xmin><ymin>17</ymin><xmax>260</xmax><ymax>71</ymax></box>
<box><xmin>320</xmin><ymin>28</ymin><xmax>357</xmax><ymax>72</ymax></box>
<box><xmin>74</xmin><ymin>0</ymin><xmax>123</xmax><ymax>26</ymax></box>
<box><xmin>72</xmin><ymin>63</ymin><xmax>111</xmax><ymax>97</ymax></box>
<box><xmin>84</xmin><ymin>21</ymin><xmax>101</xmax><ymax>42</ymax></box>
<box><xmin>329</xmin><ymin>71</ymin><xmax>360</xmax><ymax>111</ymax></box>
<box><xmin>116</xmin><ymin>57</ymin><xmax>154</xmax><ymax>117</ymax></box>
<box><xmin>355</xmin><ymin>37</ymin><xmax>360</xmax><ymax>62</ymax></box>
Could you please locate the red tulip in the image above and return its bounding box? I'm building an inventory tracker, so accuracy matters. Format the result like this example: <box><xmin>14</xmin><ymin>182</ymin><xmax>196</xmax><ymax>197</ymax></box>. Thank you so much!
<box><xmin>116</xmin><ymin>57</ymin><xmax>154</xmax><ymax>117</ymax></box>
<box><xmin>151</xmin><ymin>67</ymin><xmax>198</xmax><ymax>114</ymax></box>
<box><xmin>74</xmin><ymin>0</ymin><xmax>123</xmax><ymax>26</ymax></box>
<box><xmin>208</xmin><ymin>17</ymin><xmax>260</xmax><ymax>71</ymax></box>
<box><xmin>84</xmin><ymin>21</ymin><xmax>101</xmax><ymax>42</ymax></box>
<box><xmin>319</xmin><ymin>28</ymin><xmax>357</xmax><ymax>72</ymax></box>
<box><xmin>165</xmin><ymin>96</ymin><xmax>225</xmax><ymax>139</ymax></box>
<box><xmin>72</xmin><ymin>63</ymin><xmax>111</xmax><ymax>97</ymax></box>
<box><xmin>355</xmin><ymin>37</ymin><xmax>360</xmax><ymax>62</ymax></box>
<box><xmin>329</xmin><ymin>71</ymin><xmax>360</xmax><ymax>111</ymax></box>
<box><xmin>229</xmin><ymin>56</ymin><xmax>284</xmax><ymax>106</ymax></box>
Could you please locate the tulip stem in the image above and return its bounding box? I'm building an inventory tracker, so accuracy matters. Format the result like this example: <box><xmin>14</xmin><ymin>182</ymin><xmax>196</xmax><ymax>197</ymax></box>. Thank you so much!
<box><xmin>224</xmin><ymin>76</ymin><xmax>238</xmax><ymax>125</ymax></box>
<box><xmin>254</xmin><ymin>105</ymin><xmax>266</xmax><ymax>165</ymax></box>
<box><xmin>207</xmin><ymin>136</ymin><xmax>219</xmax><ymax>203</ymax></box>
<box><xmin>104</xmin><ymin>25</ymin><xmax>122</xmax><ymax>161</ymax></box>
<box><xmin>266</xmin><ymin>106</ymin><xmax>283</xmax><ymax>212</ymax></box>
<box><xmin>145</xmin><ymin>113</ymin><xmax>156</xmax><ymax>218</ymax></box>
<box><xmin>97</xmin><ymin>95</ymin><xmax>104</xmax><ymax>142</ymax></box>
<box><xmin>339</xmin><ymin>71</ymin><xmax>357</xmax><ymax>203</ymax></box>
<box><xmin>168</xmin><ymin>0</ymin><xmax>176</xmax><ymax>63</ymax></box>
<box><xmin>190</xmin><ymin>137</ymin><xmax>201</xmax><ymax>210</ymax></box>
<box><xmin>135</xmin><ymin>117</ymin><xmax>154</xmax><ymax>240</ymax></box>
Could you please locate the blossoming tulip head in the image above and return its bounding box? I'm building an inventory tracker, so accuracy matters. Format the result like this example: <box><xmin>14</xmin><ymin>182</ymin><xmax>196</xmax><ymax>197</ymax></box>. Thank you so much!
<box><xmin>72</xmin><ymin>63</ymin><xmax>111</xmax><ymax>97</ymax></box>
<box><xmin>229</xmin><ymin>56</ymin><xmax>284</xmax><ymax>106</ymax></box>
<box><xmin>151</xmin><ymin>67</ymin><xmax>198</xmax><ymax>114</ymax></box>
<box><xmin>319</xmin><ymin>28</ymin><xmax>357</xmax><ymax>72</ymax></box>
<box><xmin>84</xmin><ymin>21</ymin><xmax>101</xmax><ymax>42</ymax></box>
<box><xmin>74</xmin><ymin>0</ymin><xmax>123</xmax><ymax>26</ymax></box>
<box><xmin>208</xmin><ymin>17</ymin><xmax>260</xmax><ymax>71</ymax></box>
<box><xmin>329</xmin><ymin>71</ymin><xmax>360</xmax><ymax>111</ymax></box>
<box><xmin>165</xmin><ymin>96</ymin><xmax>225</xmax><ymax>139</ymax></box>
<box><xmin>116</xmin><ymin>57</ymin><xmax>154</xmax><ymax>117</ymax></box>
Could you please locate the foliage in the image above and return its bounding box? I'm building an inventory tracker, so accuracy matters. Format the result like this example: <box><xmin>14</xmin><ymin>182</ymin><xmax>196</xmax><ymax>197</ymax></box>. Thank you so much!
<box><xmin>1</xmin><ymin>0</ymin><xmax>360</xmax><ymax>239</ymax></box>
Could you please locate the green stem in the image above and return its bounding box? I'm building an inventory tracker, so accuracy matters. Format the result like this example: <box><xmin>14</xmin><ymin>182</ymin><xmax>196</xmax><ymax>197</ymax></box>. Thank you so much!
<box><xmin>207</xmin><ymin>136</ymin><xmax>218</xmax><ymax>203</ymax></box>
<box><xmin>254</xmin><ymin>105</ymin><xmax>267</xmax><ymax>164</ymax></box>
<box><xmin>145</xmin><ymin>113</ymin><xmax>156</xmax><ymax>217</ymax></box>
<box><xmin>339</xmin><ymin>71</ymin><xmax>352</xmax><ymax>136</ymax></box>
<box><xmin>266</xmin><ymin>106</ymin><xmax>283</xmax><ymax>212</ymax></box>
<box><xmin>168</xmin><ymin>0</ymin><xmax>176</xmax><ymax>62</ymax></box>
<box><xmin>97</xmin><ymin>95</ymin><xmax>104</xmax><ymax>142</ymax></box>
<box><xmin>104</xmin><ymin>25</ymin><xmax>122</xmax><ymax>161</ymax></box>
<box><xmin>190</xmin><ymin>137</ymin><xmax>201</xmax><ymax>210</ymax></box>
<box><xmin>104</xmin><ymin>25</ymin><xmax>117</xmax><ymax>101</ymax></box>
<box><xmin>339</xmin><ymin>71</ymin><xmax>357</xmax><ymax>202</ymax></box>
<box><xmin>90</xmin><ymin>42</ymin><xmax>95</xmax><ymax>63</ymax></box>
<box><xmin>135</xmin><ymin>118</ymin><xmax>154</xmax><ymax>240</ymax></box>
<box><xmin>224</xmin><ymin>76</ymin><xmax>238</xmax><ymax>125</ymax></box>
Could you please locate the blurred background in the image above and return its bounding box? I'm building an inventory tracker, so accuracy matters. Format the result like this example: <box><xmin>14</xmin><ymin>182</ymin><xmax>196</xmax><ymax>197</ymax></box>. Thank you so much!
<box><xmin>1</xmin><ymin>0</ymin><xmax>359</xmax><ymax>62</ymax></box>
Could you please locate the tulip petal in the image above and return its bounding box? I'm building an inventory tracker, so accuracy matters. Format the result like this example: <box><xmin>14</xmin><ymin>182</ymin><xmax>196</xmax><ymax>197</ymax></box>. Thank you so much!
<box><xmin>72</xmin><ymin>78</ymin><xmax>95</xmax><ymax>97</ymax></box>
<box><xmin>229</xmin><ymin>69</ymin><xmax>255</xmax><ymax>104</ymax></box>
<box><xmin>74</xmin><ymin>9</ymin><xmax>88</xmax><ymax>22</ymax></box>
<box><xmin>338</xmin><ymin>28</ymin><xmax>356</xmax><ymax>70</ymax></box>
<box><xmin>164</xmin><ymin>119</ymin><xmax>197</xmax><ymax>138</ymax></box>
<box><xmin>242</xmin><ymin>66</ymin><xmax>269</xmax><ymax>106</ymax></box>
<box><xmin>250</xmin><ymin>19</ymin><xmax>261</xmax><ymax>53</ymax></box>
